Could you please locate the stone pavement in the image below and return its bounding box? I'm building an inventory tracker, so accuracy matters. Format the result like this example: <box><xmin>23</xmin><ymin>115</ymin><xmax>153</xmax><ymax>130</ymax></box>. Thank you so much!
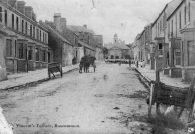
<box><xmin>0</xmin><ymin>64</ymin><xmax>80</xmax><ymax>90</ymax></box>
<box><xmin>134</xmin><ymin>64</ymin><xmax>191</xmax><ymax>88</ymax></box>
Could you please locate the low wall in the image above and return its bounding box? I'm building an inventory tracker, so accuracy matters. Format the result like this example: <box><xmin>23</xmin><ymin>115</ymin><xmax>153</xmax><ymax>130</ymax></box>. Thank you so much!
<box><xmin>182</xmin><ymin>67</ymin><xmax>195</xmax><ymax>82</ymax></box>
<box><xmin>169</xmin><ymin>67</ymin><xmax>182</xmax><ymax>78</ymax></box>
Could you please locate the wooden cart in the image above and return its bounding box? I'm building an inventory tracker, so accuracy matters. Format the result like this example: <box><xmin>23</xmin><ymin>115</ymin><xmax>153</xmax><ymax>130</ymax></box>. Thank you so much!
<box><xmin>48</xmin><ymin>62</ymin><xmax>63</xmax><ymax>79</ymax></box>
<box><xmin>147</xmin><ymin>71</ymin><xmax>195</xmax><ymax>122</ymax></box>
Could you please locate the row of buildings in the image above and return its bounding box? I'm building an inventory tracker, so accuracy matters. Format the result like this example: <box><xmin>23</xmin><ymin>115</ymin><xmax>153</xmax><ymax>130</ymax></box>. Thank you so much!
<box><xmin>0</xmin><ymin>0</ymin><xmax>104</xmax><ymax>81</ymax></box>
<box><xmin>133</xmin><ymin>0</ymin><xmax>195</xmax><ymax>82</ymax></box>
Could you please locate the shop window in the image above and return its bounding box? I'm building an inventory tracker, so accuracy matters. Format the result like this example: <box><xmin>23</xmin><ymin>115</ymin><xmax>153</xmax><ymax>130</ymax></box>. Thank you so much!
<box><xmin>166</xmin><ymin>51</ymin><xmax>169</xmax><ymax>67</ymax></box>
<box><xmin>42</xmin><ymin>50</ymin><xmax>46</xmax><ymax>62</ymax></box>
<box><xmin>187</xmin><ymin>41</ymin><xmax>195</xmax><ymax>66</ymax></box>
<box><xmin>18</xmin><ymin>43</ymin><xmax>24</xmax><ymax>59</ymax></box>
<box><xmin>174</xmin><ymin>49</ymin><xmax>181</xmax><ymax>66</ymax></box>
<box><xmin>6</xmin><ymin>39</ymin><xmax>12</xmax><ymax>57</ymax></box>
<box><xmin>35</xmin><ymin>48</ymin><xmax>39</xmax><ymax>61</ymax></box>
<box><xmin>48</xmin><ymin>52</ymin><xmax>51</xmax><ymax>63</ymax></box>
<box><xmin>28</xmin><ymin>46</ymin><xmax>33</xmax><ymax>60</ymax></box>
<box><xmin>158</xmin><ymin>44</ymin><xmax>163</xmax><ymax>56</ymax></box>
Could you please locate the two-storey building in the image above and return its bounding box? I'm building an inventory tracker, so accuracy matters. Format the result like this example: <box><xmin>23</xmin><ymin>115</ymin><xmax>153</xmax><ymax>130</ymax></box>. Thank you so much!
<box><xmin>170</xmin><ymin>0</ymin><xmax>195</xmax><ymax>81</ymax></box>
<box><xmin>1</xmin><ymin>0</ymin><xmax>51</xmax><ymax>75</ymax></box>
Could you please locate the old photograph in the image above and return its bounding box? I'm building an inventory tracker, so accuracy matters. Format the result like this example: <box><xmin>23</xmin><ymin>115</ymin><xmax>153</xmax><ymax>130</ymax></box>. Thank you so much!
<box><xmin>0</xmin><ymin>0</ymin><xmax>195</xmax><ymax>134</ymax></box>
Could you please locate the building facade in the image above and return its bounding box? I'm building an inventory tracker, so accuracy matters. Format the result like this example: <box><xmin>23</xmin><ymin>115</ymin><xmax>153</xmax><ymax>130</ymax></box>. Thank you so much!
<box><xmin>105</xmin><ymin>34</ymin><xmax>131</xmax><ymax>59</ymax></box>
<box><xmin>0</xmin><ymin>0</ymin><xmax>50</xmax><ymax>76</ymax></box>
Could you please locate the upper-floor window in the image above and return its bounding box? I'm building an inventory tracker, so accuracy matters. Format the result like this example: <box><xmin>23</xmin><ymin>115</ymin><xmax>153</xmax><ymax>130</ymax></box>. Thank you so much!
<box><xmin>25</xmin><ymin>22</ymin><xmax>28</xmax><ymax>34</ymax></box>
<box><xmin>43</xmin><ymin>32</ymin><xmax>45</xmax><ymax>43</ymax></box>
<box><xmin>179</xmin><ymin>11</ymin><xmax>181</xmax><ymax>29</ymax></box>
<box><xmin>30</xmin><ymin>25</ymin><xmax>32</xmax><ymax>37</ymax></box>
<box><xmin>184</xmin><ymin>6</ymin><xmax>186</xmax><ymax>25</ymax></box>
<box><xmin>16</xmin><ymin>17</ymin><xmax>19</xmax><ymax>31</ymax></box>
<box><xmin>189</xmin><ymin>2</ymin><xmax>190</xmax><ymax>22</ymax></box>
<box><xmin>37</xmin><ymin>29</ymin><xmax>39</xmax><ymax>40</ymax></box>
<box><xmin>171</xmin><ymin>20</ymin><xmax>173</xmax><ymax>33</ymax></box>
<box><xmin>0</xmin><ymin>7</ymin><xmax>2</xmax><ymax>22</ymax></box>
<box><xmin>40</xmin><ymin>30</ymin><xmax>41</xmax><ymax>41</ymax></box>
<box><xmin>22</xmin><ymin>20</ymin><xmax>24</xmax><ymax>33</ymax></box>
<box><xmin>33</xmin><ymin>26</ymin><xmax>35</xmax><ymax>38</ymax></box>
<box><xmin>12</xmin><ymin>14</ymin><xmax>14</xmax><ymax>29</ymax></box>
<box><xmin>4</xmin><ymin>10</ymin><xmax>7</xmax><ymax>25</ymax></box>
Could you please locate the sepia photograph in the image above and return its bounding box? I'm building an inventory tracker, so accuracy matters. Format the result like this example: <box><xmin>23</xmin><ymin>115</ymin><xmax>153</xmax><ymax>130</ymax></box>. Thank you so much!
<box><xmin>0</xmin><ymin>0</ymin><xmax>195</xmax><ymax>133</ymax></box>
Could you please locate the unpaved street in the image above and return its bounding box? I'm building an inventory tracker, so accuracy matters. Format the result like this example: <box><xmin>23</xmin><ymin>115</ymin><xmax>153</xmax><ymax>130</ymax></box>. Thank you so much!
<box><xmin>0</xmin><ymin>63</ymin><xmax>187</xmax><ymax>134</ymax></box>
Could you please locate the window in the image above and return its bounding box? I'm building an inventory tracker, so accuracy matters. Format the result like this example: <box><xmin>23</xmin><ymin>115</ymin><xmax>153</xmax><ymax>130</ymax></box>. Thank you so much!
<box><xmin>187</xmin><ymin>41</ymin><xmax>195</xmax><ymax>66</ymax></box>
<box><xmin>4</xmin><ymin>10</ymin><xmax>7</xmax><ymax>25</ymax></box>
<box><xmin>21</xmin><ymin>20</ymin><xmax>24</xmax><ymax>33</ymax></box>
<box><xmin>12</xmin><ymin>14</ymin><xmax>14</xmax><ymax>29</ymax></box>
<box><xmin>28</xmin><ymin>46</ymin><xmax>33</xmax><ymax>60</ymax></box>
<box><xmin>174</xmin><ymin>49</ymin><xmax>181</xmax><ymax>66</ymax></box>
<box><xmin>42</xmin><ymin>50</ymin><xmax>46</xmax><ymax>62</ymax></box>
<box><xmin>158</xmin><ymin>43</ymin><xmax>163</xmax><ymax>56</ymax></box>
<box><xmin>37</xmin><ymin>29</ymin><xmax>39</xmax><ymax>40</ymax></box>
<box><xmin>33</xmin><ymin>26</ymin><xmax>35</xmax><ymax>38</ymax></box>
<box><xmin>40</xmin><ymin>30</ymin><xmax>41</xmax><ymax>41</ymax></box>
<box><xmin>0</xmin><ymin>7</ymin><xmax>2</xmax><ymax>22</ymax></box>
<box><xmin>30</xmin><ymin>25</ymin><xmax>32</xmax><ymax>37</ymax></box>
<box><xmin>43</xmin><ymin>32</ymin><xmax>45</xmax><ymax>43</ymax></box>
<box><xmin>184</xmin><ymin>6</ymin><xmax>186</xmax><ymax>25</ymax></box>
<box><xmin>6</xmin><ymin>39</ymin><xmax>12</xmax><ymax>57</ymax></box>
<box><xmin>189</xmin><ymin>2</ymin><xmax>190</xmax><ymax>22</ymax></box>
<box><xmin>48</xmin><ymin>52</ymin><xmax>51</xmax><ymax>63</ymax></box>
<box><xmin>171</xmin><ymin>20</ymin><xmax>173</xmax><ymax>33</ymax></box>
<box><xmin>35</xmin><ymin>48</ymin><xmax>39</xmax><ymax>61</ymax></box>
<box><xmin>179</xmin><ymin>11</ymin><xmax>181</xmax><ymax>29</ymax></box>
<box><xmin>25</xmin><ymin>22</ymin><xmax>28</xmax><ymax>34</ymax></box>
<box><xmin>18</xmin><ymin>43</ymin><xmax>24</xmax><ymax>59</ymax></box>
<box><xmin>181</xmin><ymin>41</ymin><xmax>184</xmax><ymax>66</ymax></box>
<box><xmin>16</xmin><ymin>17</ymin><xmax>19</xmax><ymax>31</ymax></box>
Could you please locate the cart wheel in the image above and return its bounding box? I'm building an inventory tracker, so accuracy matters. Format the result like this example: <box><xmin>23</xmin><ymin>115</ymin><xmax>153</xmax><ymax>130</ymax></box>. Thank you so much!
<box><xmin>60</xmin><ymin>66</ymin><xmax>63</xmax><ymax>77</ymax></box>
<box><xmin>148</xmin><ymin>83</ymin><xmax>154</xmax><ymax>117</ymax></box>
<box><xmin>48</xmin><ymin>70</ymin><xmax>51</xmax><ymax>79</ymax></box>
<box><xmin>188</xmin><ymin>101</ymin><xmax>195</xmax><ymax>123</ymax></box>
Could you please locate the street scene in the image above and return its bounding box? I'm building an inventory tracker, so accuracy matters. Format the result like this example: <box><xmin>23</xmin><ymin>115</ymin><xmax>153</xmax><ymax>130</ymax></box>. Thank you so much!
<box><xmin>1</xmin><ymin>0</ymin><xmax>195</xmax><ymax>134</ymax></box>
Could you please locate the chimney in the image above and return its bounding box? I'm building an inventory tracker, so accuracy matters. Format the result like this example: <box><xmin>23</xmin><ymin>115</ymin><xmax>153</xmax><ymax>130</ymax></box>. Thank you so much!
<box><xmin>8</xmin><ymin>0</ymin><xmax>17</xmax><ymax>9</ymax></box>
<box><xmin>25</xmin><ymin>6</ymin><xmax>33</xmax><ymax>19</ymax></box>
<box><xmin>53</xmin><ymin>13</ymin><xmax>62</xmax><ymax>32</ymax></box>
<box><xmin>60</xmin><ymin>18</ymin><xmax>66</xmax><ymax>29</ymax></box>
<box><xmin>17</xmin><ymin>1</ymin><xmax>26</xmax><ymax>14</ymax></box>
<box><xmin>83</xmin><ymin>24</ymin><xmax>87</xmax><ymax>28</ymax></box>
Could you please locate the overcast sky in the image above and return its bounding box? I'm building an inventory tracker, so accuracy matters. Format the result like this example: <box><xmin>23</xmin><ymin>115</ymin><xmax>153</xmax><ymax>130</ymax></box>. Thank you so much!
<box><xmin>24</xmin><ymin>0</ymin><xmax>172</xmax><ymax>44</ymax></box>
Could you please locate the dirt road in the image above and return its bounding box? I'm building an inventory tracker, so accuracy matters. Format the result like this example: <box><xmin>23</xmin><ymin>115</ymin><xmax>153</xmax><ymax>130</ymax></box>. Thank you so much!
<box><xmin>0</xmin><ymin>63</ymin><xmax>188</xmax><ymax>134</ymax></box>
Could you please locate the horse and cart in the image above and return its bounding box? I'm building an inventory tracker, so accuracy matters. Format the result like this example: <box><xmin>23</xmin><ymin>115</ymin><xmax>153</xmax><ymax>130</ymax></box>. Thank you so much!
<box><xmin>146</xmin><ymin>71</ymin><xmax>195</xmax><ymax>123</ymax></box>
<box><xmin>79</xmin><ymin>55</ymin><xmax>96</xmax><ymax>73</ymax></box>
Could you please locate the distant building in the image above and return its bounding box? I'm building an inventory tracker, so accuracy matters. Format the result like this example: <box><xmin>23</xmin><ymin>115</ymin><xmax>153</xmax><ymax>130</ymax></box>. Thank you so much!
<box><xmin>105</xmin><ymin>34</ymin><xmax>132</xmax><ymax>59</ymax></box>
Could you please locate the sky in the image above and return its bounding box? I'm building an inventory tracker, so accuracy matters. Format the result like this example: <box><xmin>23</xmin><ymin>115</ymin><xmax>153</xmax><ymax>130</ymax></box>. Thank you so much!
<box><xmin>23</xmin><ymin>0</ymin><xmax>172</xmax><ymax>44</ymax></box>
